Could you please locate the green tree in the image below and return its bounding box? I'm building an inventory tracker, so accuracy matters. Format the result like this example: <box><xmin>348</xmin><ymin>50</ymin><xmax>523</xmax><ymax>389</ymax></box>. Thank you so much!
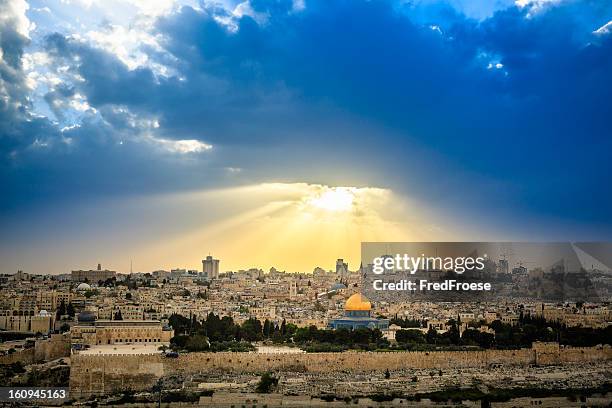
<box><xmin>256</xmin><ymin>372</ymin><xmax>278</xmax><ymax>393</ymax></box>
<box><xmin>426</xmin><ymin>327</ymin><xmax>437</xmax><ymax>344</ymax></box>
<box><xmin>447</xmin><ymin>320</ymin><xmax>460</xmax><ymax>345</ymax></box>
<box><xmin>84</xmin><ymin>289</ymin><xmax>98</xmax><ymax>298</ymax></box>
<box><xmin>241</xmin><ymin>318</ymin><xmax>263</xmax><ymax>342</ymax></box>
<box><xmin>263</xmin><ymin>319</ymin><xmax>271</xmax><ymax>338</ymax></box>
<box><xmin>185</xmin><ymin>335</ymin><xmax>210</xmax><ymax>352</ymax></box>
<box><xmin>66</xmin><ymin>302</ymin><xmax>75</xmax><ymax>318</ymax></box>
<box><xmin>57</xmin><ymin>300</ymin><xmax>66</xmax><ymax>319</ymax></box>
<box><xmin>396</xmin><ymin>329</ymin><xmax>426</xmax><ymax>344</ymax></box>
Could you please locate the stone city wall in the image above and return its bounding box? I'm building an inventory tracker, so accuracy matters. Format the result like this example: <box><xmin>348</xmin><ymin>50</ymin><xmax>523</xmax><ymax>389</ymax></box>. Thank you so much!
<box><xmin>69</xmin><ymin>343</ymin><xmax>612</xmax><ymax>399</ymax></box>
<box><xmin>0</xmin><ymin>348</ymin><xmax>36</xmax><ymax>365</ymax></box>
<box><xmin>34</xmin><ymin>333</ymin><xmax>71</xmax><ymax>362</ymax></box>
<box><xmin>0</xmin><ymin>333</ymin><xmax>70</xmax><ymax>366</ymax></box>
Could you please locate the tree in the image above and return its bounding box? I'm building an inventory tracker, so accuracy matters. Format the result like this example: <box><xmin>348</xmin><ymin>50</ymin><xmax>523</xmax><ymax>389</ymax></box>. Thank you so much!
<box><xmin>57</xmin><ymin>300</ymin><xmax>66</xmax><ymax>319</ymax></box>
<box><xmin>114</xmin><ymin>310</ymin><xmax>123</xmax><ymax>320</ymax></box>
<box><xmin>125</xmin><ymin>292</ymin><xmax>132</xmax><ymax>300</ymax></box>
<box><xmin>241</xmin><ymin>318</ymin><xmax>263</xmax><ymax>342</ymax></box>
<box><xmin>84</xmin><ymin>289</ymin><xmax>98</xmax><ymax>298</ymax></box>
<box><xmin>447</xmin><ymin>320</ymin><xmax>460</xmax><ymax>345</ymax></box>
<box><xmin>384</xmin><ymin>369</ymin><xmax>391</xmax><ymax>379</ymax></box>
<box><xmin>169</xmin><ymin>314</ymin><xmax>191</xmax><ymax>334</ymax></box>
<box><xmin>462</xmin><ymin>329</ymin><xmax>494</xmax><ymax>349</ymax></box>
<box><xmin>256</xmin><ymin>372</ymin><xmax>278</xmax><ymax>393</ymax></box>
<box><xmin>66</xmin><ymin>302</ymin><xmax>75</xmax><ymax>318</ymax></box>
<box><xmin>263</xmin><ymin>319</ymin><xmax>271</xmax><ymax>338</ymax></box>
<box><xmin>170</xmin><ymin>335</ymin><xmax>189</xmax><ymax>349</ymax></box>
<box><xmin>60</xmin><ymin>323</ymin><xmax>70</xmax><ymax>333</ymax></box>
<box><xmin>185</xmin><ymin>335</ymin><xmax>210</xmax><ymax>352</ymax></box>
<box><xmin>426</xmin><ymin>327</ymin><xmax>437</xmax><ymax>344</ymax></box>
<box><xmin>396</xmin><ymin>329</ymin><xmax>426</xmax><ymax>344</ymax></box>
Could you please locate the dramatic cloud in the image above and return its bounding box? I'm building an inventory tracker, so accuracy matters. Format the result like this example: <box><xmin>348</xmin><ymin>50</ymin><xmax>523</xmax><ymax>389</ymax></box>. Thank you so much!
<box><xmin>1</xmin><ymin>0</ymin><xmax>612</xmax><ymax>232</ymax></box>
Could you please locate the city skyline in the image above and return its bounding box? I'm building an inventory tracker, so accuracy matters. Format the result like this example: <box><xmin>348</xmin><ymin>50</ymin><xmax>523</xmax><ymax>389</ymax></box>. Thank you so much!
<box><xmin>2</xmin><ymin>0</ymin><xmax>612</xmax><ymax>274</ymax></box>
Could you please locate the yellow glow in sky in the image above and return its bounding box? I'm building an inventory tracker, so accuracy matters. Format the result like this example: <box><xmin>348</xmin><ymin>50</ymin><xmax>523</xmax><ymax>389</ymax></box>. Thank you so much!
<box><xmin>2</xmin><ymin>182</ymin><xmax>472</xmax><ymax>275</ymax></box>
<box><xmin>131</xmin><ymin>182</ymin><xmax>457</xmax><ymax>273</ymax></box>
<box><xmin>306</xmin><ymin>187</ymin><xmax>356</xmax><ymax>212</ymax></box>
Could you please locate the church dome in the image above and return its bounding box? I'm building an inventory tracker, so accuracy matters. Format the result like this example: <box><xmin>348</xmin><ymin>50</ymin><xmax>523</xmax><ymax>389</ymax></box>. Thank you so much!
<box><xmin>331</xmin><ymin>282</ymin><xmax>347</xmax><ymax>291</ymax></box>
<box><xmin>345</xmin><ymin>293</ymin><xmax>371</xmax><ymax>311</ymax></box>
<box><xmin>76</xmin><ymin>282</ymin><xmax>91</xmax><ymax>292</ymax></box>
<box><xmin>77</xmin><ymin>311</ymin><xmax>96</xmax><ymax>323</ymax></box>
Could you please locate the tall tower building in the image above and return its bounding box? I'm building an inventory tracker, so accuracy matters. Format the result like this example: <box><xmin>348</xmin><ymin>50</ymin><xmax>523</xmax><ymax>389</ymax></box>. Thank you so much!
<box><xmin>336</xmin><ymin>259</ymin><xmax>349</xmax><ymax>276</ymax></box>
<box><xmin>202</xmin><ymin>255</ymin><xmax>220</xmax><ymax>279</ymax></box>
<box><xmin>498</xmin><ymin>259</ymin><xmax>509</xmax><ymax>275</ymax></box>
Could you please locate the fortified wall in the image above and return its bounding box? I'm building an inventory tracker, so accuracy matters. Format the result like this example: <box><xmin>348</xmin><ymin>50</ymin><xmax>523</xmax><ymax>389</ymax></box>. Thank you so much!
<box><xmin>69</xmin><ymin>343</ymin><xmax>612</xmax><ymax>399</ymax></box>
<box><xmin>0</xmin><ymin>333</ymin><xmax>70</xmax><ymax>366</ymax></box>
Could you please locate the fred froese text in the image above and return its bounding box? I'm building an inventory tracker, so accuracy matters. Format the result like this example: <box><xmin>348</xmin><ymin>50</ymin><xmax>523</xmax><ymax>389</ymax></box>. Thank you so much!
<box><xmin>372</xmin><ymin>279</ymin><xmax>492</xmax><ymax>292</ymax></box>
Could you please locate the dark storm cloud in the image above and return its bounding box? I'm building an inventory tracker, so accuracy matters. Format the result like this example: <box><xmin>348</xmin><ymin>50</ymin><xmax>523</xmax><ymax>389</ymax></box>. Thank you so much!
<box><xmin>0</xmin><ymin>1</ymin><xmax>41</xmax><ymax>154</ymax></box>
<box><xmin>1</xmin><ymin>0</ymin><xmax>612</xmax><ymax>231</ymax></box>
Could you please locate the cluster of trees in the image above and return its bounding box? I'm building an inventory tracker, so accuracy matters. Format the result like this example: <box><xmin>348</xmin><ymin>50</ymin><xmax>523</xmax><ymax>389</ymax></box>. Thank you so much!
<box><xmin>292</xmin><ymin>326</ymin><xmax>390</xmax><ymax>352</ymax></box>
<box><xmin>493</xmin><ymin>315</ymin><xmax>612</xmax><ymax>348</ymax></box>
<box><xmin>168</xmin><ymin>311</ymin><xmax>612</xmax><ymax>353</ymax></box>
<box><xmin>169</xmin><ymin>313</ymin><xmax>298</xmax><ymax>352</ymax></box>
<box><xmin>392</xmin><ymin>320</ymin><xmax>475</xmax><ymax>350</ymax></box>
<box><xmin>98</xmin><ymin>277</ymin><xmax>117</xmax><ymax>287</ymax></box>
<box><xmin>170</xmin><ymin>335</ymin><xmax>255</xmax><ymax>352</ymax></box>
<box><xmin>169</xmin><ymin>313</ymin><xmax>297</xmax><ymax>342</ymax></box>
<box><xmin>169</xmin><ymin>313</ymin><xmax>394</xmax><ymax>352</ymax></box>
<box><xmin>83</xmin><ymin>289</ymin><xmax>99</xmax><ymax>298</ymax></box>
<box><xmin>55</xmin><ymin>300</ymin><xmax>75</xmax><ymax>319</ymax></box>
<box><xmin>394</xmin><ymin>315</ymin><xmax>612</xmax><ymax>350</ymax></box>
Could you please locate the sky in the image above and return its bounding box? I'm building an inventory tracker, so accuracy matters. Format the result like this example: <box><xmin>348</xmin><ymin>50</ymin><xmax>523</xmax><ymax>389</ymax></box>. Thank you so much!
<box><xmin>0</xmin><ymin>0</ymin><xmax>611</xmax><ymax>275</ymax></box>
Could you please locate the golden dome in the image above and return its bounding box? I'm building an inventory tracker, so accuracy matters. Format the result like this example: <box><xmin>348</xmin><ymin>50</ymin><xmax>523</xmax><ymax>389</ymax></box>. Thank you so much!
<box><xmin>345</xmin><ymin>293</ymin><xmax>371</xmax><ymax>311</ymax></box>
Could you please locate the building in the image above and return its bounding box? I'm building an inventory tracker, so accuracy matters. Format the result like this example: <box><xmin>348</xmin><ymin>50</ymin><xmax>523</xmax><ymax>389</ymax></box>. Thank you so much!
<box><xmin>0</xmin><ymin>310</ymin><xmax>55</xmax><ymax>333</ymax></box>
<box><xmin>328</xmin><ymin>293</ymin><xmax>389</xmax><ymax>331</ymax></box>
<box><xmin>202</xmin><ymin>255</ymin><xmax>220</xmax><ymax>279</ymax></box>
<box><xmin>498</xmin><ymin>259</ymin><xmax>509</xmax><ymax>274</ymax></box>
<box><xmin>36</xmin><ymin>291</ymin><xmax>72</xmax><ymax>311</ymax></box>
<box><xmin>72</xmin><ymin>264</ymin><xmax>116</xmax><ymax>283</ymax></box>
<box><xmin>70</xmin><ymin>312</ymin><xmax>173</xmax><ymax>346</ymax></box>
<box><xmin>289</xmin><ymin>281</ymin><xmax>297</xmax><ymax>299</ymax></box>
<box><xmin>336</xmin><ymin>259</ymin><xmax>349</xmax><ymax>276</ymax></box>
